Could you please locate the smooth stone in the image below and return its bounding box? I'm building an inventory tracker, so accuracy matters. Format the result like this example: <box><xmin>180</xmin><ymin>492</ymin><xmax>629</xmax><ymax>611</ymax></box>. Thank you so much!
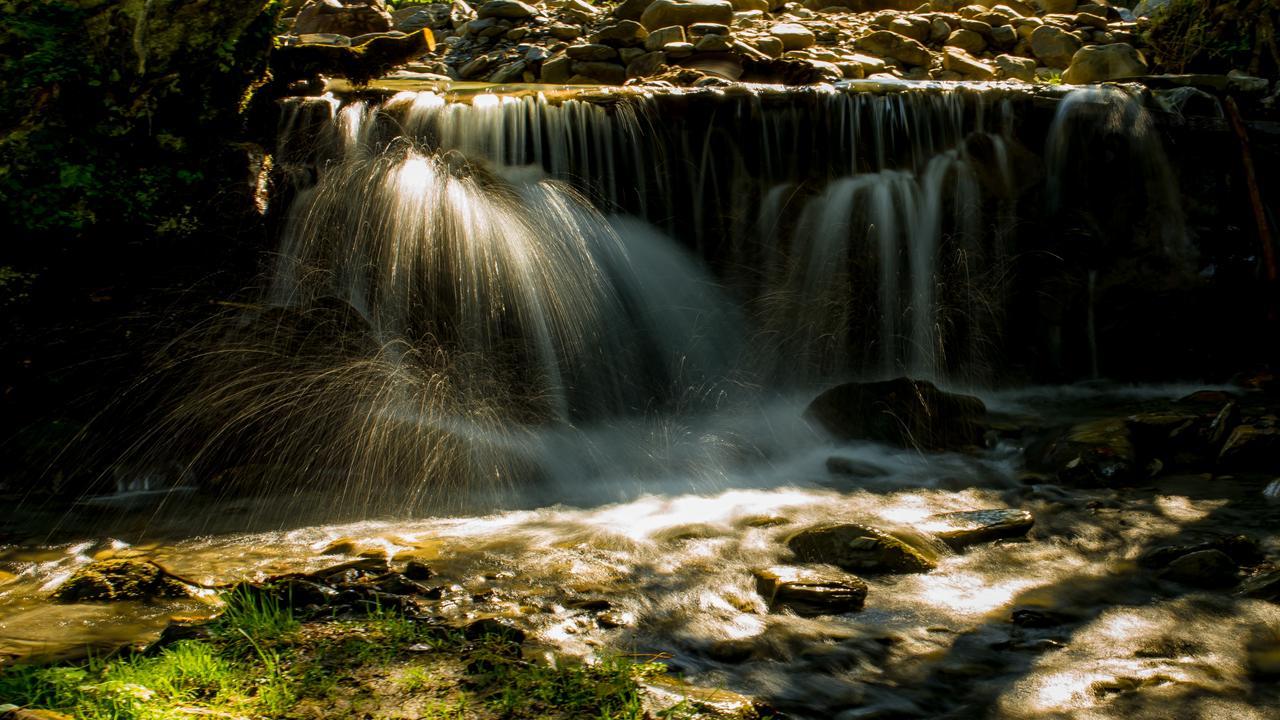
<box><xmin>570</xmin><ymin>60</ymin><xmax>627</xmax><ymax>83</ymax></box>
<box><xmin>919</xmin><ymin>508</ymin><xmax>1034</xmax><ymax>550</ymax></box>
<box><xmin>945</xmin><ymin>28</ymin><xmax>986</xmax><ymax>53</ymax></box>
<box><xmin>566</xmin><ymin>43</ymin><xmax>619</xmax><ymax>60</ymax></box>
<box><xmin>787</xmin><ymin>524</ymin><xmax>937</xmax><ymax>574</ymax></box>
<box><xmin>1030</xmin><ymin>24</ymin><xmax>1080</xmax><ymax>68</ymax></box>
<box><xmin>590</xmin><ymin>19</ymin><xmax>649</xmax><ymax>46</ymax></box>
<box><xmin>627</xmin><ymin>50</ymin><xmax>667</xmax><ymax>77</ymax></box>
<box><xmin>754</xmin><ymin>565</ymin><xmax>868</xmax><ymax>616</ymax></box>
<box><xmin>548</xmin><ymin>23</ymin><xmax>583</xmax><ymax>39</ymax></box>
<box><xmin>995</xmin><ymin>52</ymin><xmax>1036</xmax><ymax>80</ymax></box>
<box><xmin>640</xmin><ymin>0</ymin><xmax>735</xmax><ymax>30</ymax></box>
<box><xmin>540</xmin><ymin>53</ymin><xmax>573</xmax><ymax>82</ymax></box>
<box><xmin>689</xmin><ymin>21</ymin><xmax>730</xmax><ymax>34</ymax></box>
<box><xmin>663</xmin><ymin>40</ymin><xmax>696</xmax><ymax>58</ymax></box>
<box><xmin>942</xmin><ymin>47</ymin><xmax>995</xmax><ymax>78</ymax></box>
<box><xmin>694</xmin><ymin>33</ymin><xmax>733</xmax><ymax>50</ymax></box>
<box><xmin>646</xmin><ymin>24</ymin><xmax>687</xmax><ymax>50</ymax></box>
<box><xmin>1062</xmin><ymin>42</ymin><xmax>1148</xmax><ymax>83</ymax></box>
<box><xmin>770</xmin><ymin>22</ymin><xmax>816</xmax><ymax>49</ymax></box>
<box><xmin>855</xmin><ymin>30</ymin><xmax>932</xmax><ymax>66</ymax></box>
<box><xmin>476</xmin><ymin>0</ymin><xmax>538</xmax><ymax>18</ymax></box>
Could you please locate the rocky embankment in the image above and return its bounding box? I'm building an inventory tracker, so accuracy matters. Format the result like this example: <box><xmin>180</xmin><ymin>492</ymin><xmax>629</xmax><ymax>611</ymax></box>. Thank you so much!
<box><xmin>275</xmin><ymin>0</ymin><xmax>1226</xmax><ymax>88</ymax></box>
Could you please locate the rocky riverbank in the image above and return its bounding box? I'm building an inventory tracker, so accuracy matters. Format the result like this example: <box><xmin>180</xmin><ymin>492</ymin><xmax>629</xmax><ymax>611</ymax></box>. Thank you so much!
<box><xmin>3</xmin><ymin>379</ymin><xmax>1279</xmax><ymax>718</ymax></box>
<box><xmin>274</xmin><ymin>0</ymin><xmax>1278</xmax><ymax>90</ymax></box>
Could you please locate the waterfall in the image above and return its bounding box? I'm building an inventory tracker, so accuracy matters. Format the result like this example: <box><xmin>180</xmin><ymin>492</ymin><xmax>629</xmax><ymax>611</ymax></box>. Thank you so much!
<box><xmin>133</xmin><ymin>83</ymin><xmax>1195</xmax><ymax>507</ymax></box>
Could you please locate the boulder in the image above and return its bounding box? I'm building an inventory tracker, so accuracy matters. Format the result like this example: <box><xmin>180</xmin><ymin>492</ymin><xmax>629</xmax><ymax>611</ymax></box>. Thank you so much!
<box><xmin>541</xmin><ymin>53</ymin><xmax>573</xmax><ymax>81</ymax></box>
<box><xmin>855</xmin><ymin>30</ymin><xmax>933</xmax><ymax>66</ymax></box>
<box><xmin>1159</xmin><ymin>549</ymin><xmax>1239</xmax><ymax>588</ymax></box>
<box><xmin>1026</xmin><ymin>418</ymin><xmax>1137</xmax><ymax>486</ymax></box>
<box><xmin>1032</xmin><ymin>0</ymin><xmax>1076</xmax><ymax>11</ymax></box>
<box><xmin>995</xmin><ymin>53</ymin><xmax>1036</xmax><ymax>80</ymax></box>
<box><xmin>1062</xmin><ymin>42</ymin><xmax>1148</xmax><ymax>83</ymax></box>
<box><xmin>1238</xmin><ymin>569</ymin><xmax>1280</xmax><ymax>602</ymax></box>
<box><xmin>804</xmin><ymin>377</ymin><xmax>987</xmax><ymax>450</ymax></box>
<box><xmin>571</xmin><ymin>60</ymin><xmax>627</xmax><ymax>83</ymax></box>
<box><xmin>639</xmin><ymin>0</ymin><xmax>734</xmax><ymax>30</ymax></box>
<box><xmin>694</xmin><ymin>33</ymin><xmax>733</xmax><ymax>51</ymax></box>
<box><xmin>475</xmin><ymin>0</ymin><xmax>539</xmax><ymax>18</ymax></box>
<box><xmin>730</xmin><ymin>0</ymin><xmax>771</xmax><ymax>9</ymax></box>
<box><xmin>1029</xmin><ymin>24</ymin><xmax>1081</xmax><ymax>68</ymax></box>
<box><xmin>946</xmin><ymin>28</ymin><xmax>987</xmax><ymax>53</ymax></box>
<box><xmin>1140</xmin><ymin>535</ymin><xmax>1265</xmax><ymax>570</ymax></box>
<box><xmin>771</xmin><ymin>23</ymin><xmax>816</xmax><ymax>50</ymax></box>
<box><xmin>627</xmin><ymin>50</ymin><xmax>668</xmax><ymax>77</ymax></box>
<box><xmin>754</xmin><ymin>566</ymin><xmax>868</xmax><ymax>615</ymax></box>
<box><xmin>293</xmin><ymin>0</ymin><xmax>393</xmax><ymax>36</ymax></box>
<box><xmin>1218</xmin><ymin>425</ymin><xmax>1280</xmax><ymax>473</ymax></box>
<box><xmin>51</xmin><ymin>559</ymin><xmax>193</xmax><ymax>602</ymax></box>
<box><xmin>590</xmin><ymin>20</ymin><xmax>650</xmax><ymax>46</ymax></box>
<box><xmin>786</xmin><ymin>524</ymin><xmax>938</xmax><ymax>574</ymax></box>
<box><xmin>612</xmin><ymin>0</ymin><xmax>653</xmax><ymax>19</ymax></box>
<box><xmin>646</xmin><ymin>25</ymin><xmax>687</xmax><ymax>50</ymax></box>
<box><xmin>919</xmin><ymin>508</ymin><xmax>1034</xmax><ymax>550</ymax></box>
<box><xmin>942</xmin><ymin>47</ymin><xmax>995</xmax><ymax>78</ymax></box>
<box><xmin>567</xmin><ymin>43</ymin><xmax>620</xmax><ymax>60</ymax></box>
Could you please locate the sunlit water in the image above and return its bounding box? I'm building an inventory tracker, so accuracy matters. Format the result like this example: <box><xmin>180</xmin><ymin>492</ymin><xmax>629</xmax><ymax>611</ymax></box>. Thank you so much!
<box><xmin>4</xmin><ymin>385</ymin><xmax>1278</xmax><ymax>719</ymax></box>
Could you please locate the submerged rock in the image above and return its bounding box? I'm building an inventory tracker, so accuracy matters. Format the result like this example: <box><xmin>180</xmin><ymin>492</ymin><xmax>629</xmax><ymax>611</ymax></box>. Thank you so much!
<box><xmin>51</xmin><ymin>559</ymin><xmax>193</xmax><ymax>603</ymax></box>
<box><xmin>1159</xmin><ymin>549</ymin><xmax>1239</xmax><ymax>588</ymax></box>
<box><xmin>805</xmin><ymin>377</ymin><xmax>987</xmax><ymax>451</ymax></box>
<box><xmin>1027</xmin><ymin>418</ymin><xmax>1137</xmax><ymax>486</ymax></box>
<box><xmin>753</xmin><ymin>565</ymin><xmax>868</xmax><ymax>616</ymax></box>
<box><xmin>1238</xmin><ymin>569</ymin><xmax>1280</xmax><ymax>602</ymax></box>
<box><xmin>1218</xmin><ymin>425</ymin><xmax>1280</xmax><ymax>473</ymax></box>
<box><xmin>786</xmin><ymin>524</ymin><xmax>937</xmax><ymax>574</ymax></box>
<box><xmin>919</xmin><ymin>508</ymin><xmax>1034</xmax><ymax>550</ymax></box>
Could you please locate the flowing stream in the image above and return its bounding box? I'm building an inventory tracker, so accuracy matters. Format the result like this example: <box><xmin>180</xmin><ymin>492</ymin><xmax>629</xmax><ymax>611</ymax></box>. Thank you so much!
<box><xmin>3</xmin><ymin>83</ymin><xmax>1271</xmax><ymax>719</ymax></box>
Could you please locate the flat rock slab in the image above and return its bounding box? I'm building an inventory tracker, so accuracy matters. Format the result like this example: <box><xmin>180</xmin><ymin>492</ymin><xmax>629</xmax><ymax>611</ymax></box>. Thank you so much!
<box><xmin>919</xmin><ymin>508</ymin><xmax>1034</xmax><ymax>550</ymax></box>
<box><xmin>753</xmin><ymin>565</ymin><xmax>868</xmax><ymax>616</ymax></box>
<box><xmin>786</xmin><ymin>524</ymin><xmax>937</xmax><ymax>574</ymax></box>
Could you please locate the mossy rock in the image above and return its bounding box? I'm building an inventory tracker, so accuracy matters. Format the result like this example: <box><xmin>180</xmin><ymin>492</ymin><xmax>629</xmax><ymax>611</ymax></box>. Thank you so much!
<box><xmin>50</xmin><ymin>559</ymin><xmax>193</xmax><ymax>602</ymax></box>
<box><xmin>786</xmin><ymin>524</ymin><xmax>937</xmax><ymax>574</ymax></box>
<box><xmin>804</xmin><ymin>377</ymin><xmax>988</xmax><ymax>451</ymax></box>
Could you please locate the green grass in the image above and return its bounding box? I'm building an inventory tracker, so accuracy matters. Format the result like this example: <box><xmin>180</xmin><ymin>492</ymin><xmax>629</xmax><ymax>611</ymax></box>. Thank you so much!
<box><xmin>0</xmin><ymin>590</ymin><xmax>725</xmax><ymax>719</ymax></box>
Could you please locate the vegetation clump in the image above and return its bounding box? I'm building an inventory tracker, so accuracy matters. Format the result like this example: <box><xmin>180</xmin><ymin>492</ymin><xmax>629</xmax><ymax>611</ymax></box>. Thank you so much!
<box><xmin>0</xmin><ymin>587</ymin><xmax>737</xmax><ymax>719</ymax></box>
<box><xmin>1145</xmin><ymin>0</ymin><xmax>1280</xmax><ymax>76</ymax></box>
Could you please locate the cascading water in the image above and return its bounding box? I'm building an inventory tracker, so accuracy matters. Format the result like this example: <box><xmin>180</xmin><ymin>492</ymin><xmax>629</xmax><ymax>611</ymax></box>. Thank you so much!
<box><xmin>8</xmin><ymin>82</ymin><xmax>1278</xmax><ymax>720</ymax></box>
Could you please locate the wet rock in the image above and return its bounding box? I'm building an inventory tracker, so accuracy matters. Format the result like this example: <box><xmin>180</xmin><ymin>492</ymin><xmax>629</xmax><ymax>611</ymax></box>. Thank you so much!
<box><xmin>1159</xmin><ymin>549</ymin><xmax>1239</xmax><ymax>588</ymax></box>
<box><xmin>309</xmin><ymin>557</ymin><xmax>390</xmax><ymax>585</ymax></box>
<box><xmin>825</xmin><ymin>455</ymin><xmax>888</xmax><ymax>478</ymax></box>
<box><xmin>805</xmin><ymin>377</ymin><xmax>987</xmax><ymax>451</ymax></box>
<box><xmin>771</xmin><ymin>23</ymin><xmax>816</xmax><ymax>50</ymax></box>
<box><xmin>640</xmin><ymin>0</ymin><xmax>735</xmax><ymax>30</ymax></box>
<box><xmin>920</xmin><ymin>508</ymin><xmax>1034</xmax><ymax>550</ymax></box>
<box><xmin>1029</xmin><ymin>24</ymin><xmax>1080</xmax><ymax>68</ymax></box>
<box><xmin>1028</xmin><ymin>418</ymin><xmax>1137</xmax><ymax>486</ymax></box>
<box><xmin>294</xmin><ymin>0</ymin><xmax>394</xmax><ymax>36</ymax></box>
<box><xmin>787</xmin><ymin>524</ymin><xmax>937</xmax><ymax>574</ymax></box>
<box><xmin>754</xmin><ymin>565</ymin><xmax>868</xmax><ymax>615</ymax></box>
<box><xmin>708</xmin><ymin>638</ymin><xmax>755</xmax><ymax>663</ymax></box>
<box><xmin>694</xmin><ymin>33</ymin><xmax>734</xmax><ymax>51</ymax></box>
<box><xmin>403</xmin><ymin>560</ymin><xmax>435</xmax><ymax>581</ymax></box>
<box><xmin>51</xmin><ymin>559</ymin><xmax>193</xmax><ymax>602</ymax></box>
<box><xmin>476</xmin><ymin>0</ymin><xmax>538</xmax><ymax>19</ymax></box>
<box><xmin>1218</xmin><ymin>425</ymin><xmax>1280</xmax><ymax>473</ymax></box>
<box><xmin>995</xmin><ymin>53</ymin><xmax>1036</xmax><ymax>80</ymax></box>
<box><xmin>856</xmin><ymin>30</ymin><xmax>933</xmax><ymax>66</ymax></box>
<box><xmin>1140</xmin><ymin>535</ymin><xmax>1265</xmax><ymax>569</ymax></box>
<box><xmin>464</xmin><ymin>617</ymin><xmax>526</xmax><ymax>644</ymax></box>
<box><xmin>1062</xmin><ymin>42</ymin><xmax>1147</xmax><ymax>83</ymax></box>
<box><xmin>1238</xmin><ymin>569</ymin><xmax>1280</xmax><ymax>602</ymax></box>
<box><xmin>1011</xmin><ymin>607</ymin><xmax>1078</xmax><ymax>627</ymax></box>
<box><xmin>612</xmin><ymin>0</ymin><xmax>652</xmax><ymax>20</ymax></box>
